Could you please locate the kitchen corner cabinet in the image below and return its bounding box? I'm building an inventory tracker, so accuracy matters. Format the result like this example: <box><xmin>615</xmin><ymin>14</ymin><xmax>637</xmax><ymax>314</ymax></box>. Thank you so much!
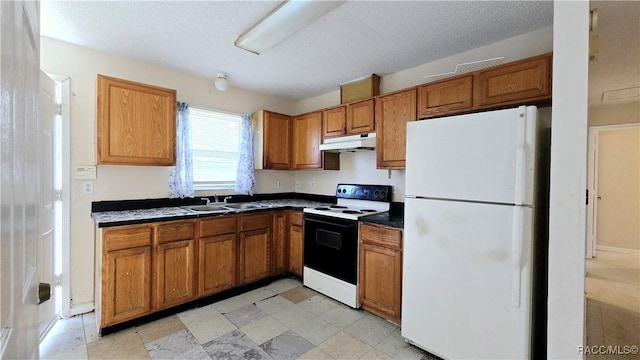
<box><xmin>359</xmin><ymin>222</ymin><xmax>403</xmax><ymax>324</ymax></box>
<box><xmin>375</xmin><ymin>88</ymin><xmax>417</xmax><ymax>169</ymax></box>
<box><xmin>475</xmin><ymin>53</ymin><xmax>551</xmax><ymax>108</ymax></box>
<box><xmin>97</xmin><ymin>75</ymin><xmax>177</xmax><ymax>166</ymax></box>
<box><xmin>155</xmin><ymin>220</ymin><xmax>197</xmax><ymax>310</ymax></box>
<box><xmin>418</xmin><ymin>75</ymin><xmax>473</xmax><ymax>118</ymax></box>
<box><xmin>239</xmin><ymin>213</ymin><xmax>273</xmax><ymax>284</ymax></box>
<box><xmin>287</xmin><ymin>211</ymin><xmax>303</xmax><ymax>277</ymax></box>
<box><xmin>100</xmin><ymin>224</ymin><xmax>153</xmax><ymax>327</ymax></box>
<box><xmin>292</xmin><ymin>111</ymin><xmax>323</xmax><ymax>170</ymax></box>
<box><xmin>252</xmin><ymin>110</ymin><xmax>292</xmax><ymax>170</ymax></box>
<box><xmin>198</xmin><ymin>216</ymin><xmax>238</xmax><ymax>297</ymax></box>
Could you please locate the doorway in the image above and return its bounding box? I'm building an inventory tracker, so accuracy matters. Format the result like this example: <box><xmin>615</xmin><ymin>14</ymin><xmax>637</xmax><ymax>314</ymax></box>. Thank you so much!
<box><xmin>586</xmin><ymin>124</ymin><xmax>640</xmax><ymax>258</ymax></box>
<box><xmin>38</xmin><ymin>73</ymin><xmax>71</xmax><ymax>341</ymax></box>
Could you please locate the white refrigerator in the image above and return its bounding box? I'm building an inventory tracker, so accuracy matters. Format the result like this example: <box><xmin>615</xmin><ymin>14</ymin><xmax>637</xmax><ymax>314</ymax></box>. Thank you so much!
<box><xmin>401</xmin><ymin>106</ymin><xmax>549</xmax><ymax>359</ymax></box>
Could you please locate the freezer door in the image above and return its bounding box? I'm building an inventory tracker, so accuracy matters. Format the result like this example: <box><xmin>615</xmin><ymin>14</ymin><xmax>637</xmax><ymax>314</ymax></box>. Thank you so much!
<box><xmin>401</xmin><ymin>198</ymin><xmax>533</xmax><ymax>359</ymax></box>
<box><xmin>406</xmin><ymin>106</ymin><xmax>537</xmax><ymax>206</ymax></box>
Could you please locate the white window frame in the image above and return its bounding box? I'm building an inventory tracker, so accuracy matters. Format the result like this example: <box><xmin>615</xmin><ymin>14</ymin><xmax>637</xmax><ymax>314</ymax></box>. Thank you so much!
<box><xmin>189</xmin><ymin>106</ymin><xmax>242</xmax><ymax>191</ymax></box>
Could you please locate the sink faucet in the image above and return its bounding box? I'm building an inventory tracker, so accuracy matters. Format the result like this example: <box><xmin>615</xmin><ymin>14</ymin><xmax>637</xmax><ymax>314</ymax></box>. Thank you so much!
<box><xmin>213</xmin><ymin>193</ymin><xmax>219</xmax><ymax>203</ymax></box>
<box><xmin>200</xmin><ymin>197</ymin><xmax>211</xmax><ymax>206</ymax></box>
<box><xmin>223</xmin><ymin>196</ymin><xmax>232</xmax><ymax>204</ymax></box>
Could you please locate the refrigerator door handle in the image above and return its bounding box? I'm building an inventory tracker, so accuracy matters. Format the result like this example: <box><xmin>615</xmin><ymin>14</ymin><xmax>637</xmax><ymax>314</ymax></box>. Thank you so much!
<box><xmin>511</xmin><ymin>207</ymin><xmax>523</xmax><ymax>307</ymax></box>
<box><xmin>513</xmin><ymin>108</ymin><xmax>527</xmax><ymax>206</ymax></box>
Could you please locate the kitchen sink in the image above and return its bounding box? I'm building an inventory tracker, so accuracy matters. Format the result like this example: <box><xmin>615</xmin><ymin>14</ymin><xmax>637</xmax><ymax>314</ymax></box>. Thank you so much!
<box><xmin>224</xmin><ymin>203</ymin><xmax>262</xmax><ymax>210</ymax></box>
<box><xmin>182</xmin><ymin>205</ymin><xmax>230</xmax><ymax>213</ymax></box>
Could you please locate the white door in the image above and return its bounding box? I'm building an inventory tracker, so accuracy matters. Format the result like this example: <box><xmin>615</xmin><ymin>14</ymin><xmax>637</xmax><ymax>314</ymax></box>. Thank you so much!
<box><xmin>38</xmin><ymin>71</ymin><xmax>59</xmax><ymax>339</ymax></box>
<box><xmin>406</xmin><ymin>106</ymin><xmax>537</xmax><ymax>206</ymax></box>
<box><xmin>595</xmin><ymin>126</ymin><xmax>640</xmax><ymax>252</ymax></box>
<box><xmin>401</xmin><ymin>198</ymin><xmax>533</xmax><ymax>359</ymax></box>
<box><xmin>0</xmin><ymin>1</ymin><xmax>41</xmax><ymax>358</ymax></box>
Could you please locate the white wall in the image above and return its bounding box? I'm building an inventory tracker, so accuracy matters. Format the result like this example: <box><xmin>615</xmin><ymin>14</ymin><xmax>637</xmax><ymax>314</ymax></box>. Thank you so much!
<box><xmin>548</xmin><ymin>1</ymin><xmax>589</xmax><ymax>358</ymax></box>
<box><xmin>588</xmin><ymin>101</ymin><xmax>640</xmax><ymax>127</ymax></box>
<box><xmin>41</xmin><ymin>37</ymin><xmax>297</xmax><ymax>312</ymax></box>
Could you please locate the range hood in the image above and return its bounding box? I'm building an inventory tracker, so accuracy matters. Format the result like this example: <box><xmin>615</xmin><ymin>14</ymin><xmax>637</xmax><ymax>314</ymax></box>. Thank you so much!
<box><xmin>319</xmin><ymin>133</ymin><xmax>376</xmax><ymax>152</ymax></box>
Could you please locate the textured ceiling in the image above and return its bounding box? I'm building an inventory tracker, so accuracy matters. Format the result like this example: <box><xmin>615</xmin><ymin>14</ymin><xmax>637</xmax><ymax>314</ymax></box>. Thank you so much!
<box><xmin>41</xmin><ymin>1</ymin><xmax>559</xmax><ymax>101</ymax></box>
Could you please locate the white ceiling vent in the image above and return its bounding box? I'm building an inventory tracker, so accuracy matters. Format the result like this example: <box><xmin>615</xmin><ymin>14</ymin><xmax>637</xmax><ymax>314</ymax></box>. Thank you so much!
<box><xmin>422</xmin><ymin>57</ymin><xmax>505</xmax><ymax>81</ymax></box>
<box><xmin>602</xmin><ymin>87</ymin><xmax>640</xmax><ymax>104</ymax></box>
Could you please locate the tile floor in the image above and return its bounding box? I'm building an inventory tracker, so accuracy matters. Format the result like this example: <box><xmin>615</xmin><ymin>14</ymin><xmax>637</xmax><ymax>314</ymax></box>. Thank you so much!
<box><xmin>585</xmin><ymin>251</ymin><xmax>640</xmax><ymax>359</ymax></box>
<box><xmin>40</xmin><ymin>278</ymin><xmax>439</xmax><ymax>359</ymax></box>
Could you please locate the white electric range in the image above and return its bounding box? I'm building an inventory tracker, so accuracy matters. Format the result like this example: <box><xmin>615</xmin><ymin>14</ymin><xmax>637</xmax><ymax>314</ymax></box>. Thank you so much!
<box><xmin>302</xmin><ymin>184</ymin><xmax>392</xmax><ymax>308</ymax></box>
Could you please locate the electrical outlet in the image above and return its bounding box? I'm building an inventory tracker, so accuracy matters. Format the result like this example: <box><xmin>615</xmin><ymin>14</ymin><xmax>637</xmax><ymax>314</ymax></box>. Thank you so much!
<box><xmin>295</xmin><ymin>181</ymin><xmax>302</xmax><ymax>188</ymax></box>
<box><xmin>82</xmin><ymin>181</ymin><xmax>93</xmax><ymax>194</ymax></box>
<box><xmin>276</xmin><ymin>180</ymin><xmax>281</xmax><ymax>188</ymax></box>
<box><xmin>310</xmin><ymin>181</ymin><xmax>316</xmax><ymax>189</ymax></box>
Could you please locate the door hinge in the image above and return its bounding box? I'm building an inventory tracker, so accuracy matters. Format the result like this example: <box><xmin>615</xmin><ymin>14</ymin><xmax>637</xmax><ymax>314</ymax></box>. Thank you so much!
<box><xmin>54</xmin><ymin>189</ymin><xmax>62</xmax><ymax>201</ymax></box>
<box><xmin>55</xmin><ymin>274</ymin><xmax>62</xmax><ymax>287</ymax></box>
<box><xmin>55</xmin><ymin>103</ymin><xmax>62</xmax><ymax>116</ymax></box>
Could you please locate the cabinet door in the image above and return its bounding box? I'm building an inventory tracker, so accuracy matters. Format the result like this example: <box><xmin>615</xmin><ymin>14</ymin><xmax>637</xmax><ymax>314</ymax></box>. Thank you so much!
<box><xmin>103</xmin><ymin>246</ymin><xmax>152</xmax><ymax>326</ymax></box>
<box><xmin>264</xmin><ymin>111</ymin><xmax>292</xmax><ymax>170</ymax></box>
<box><xmin>292</xmin><ymin>111</ymin><xmax>323</xmax><ymax>170</ymax></box>
<box><xmin>346</xmin><ymin>99</ymin><xmax>375</xmax><ymax>134</ymax></box>
<box><xmin>288</xmin><ymin>224</ymin><xmax>303</xmax><ymax>277</ymax></box>
<box><xmin>375</xmin><ymin>88</ymin><xmax>417</xmax><ymax>169</ymax></box>
<box><xmin>273</xmin><ymin>212</ymin><xmax>287</xmax><ymax>275</ymax></box>
<box><xmin>155</xmin><ymin>239</ymin><xmax>196</xmax><ymax>310</ymax></box>
<box><xmin>475</xmin><ymin>54</ymin><xmax>551</xmax><ymax>108</ymax></box>
<box><xmin>323</xmin><ymin>106</ymin><xmax>346</xmax><ymax>138</ymax></box>
<box><xmin>359</xmin><ymin>243</ymin><xmax>402</xmax><ymax>324</ymax></box>
<box><xmin>239</xmin><ymin>228</ymin><xmax>272</xmax><ymax>284</ymax></box>
<box><xmin>199</xmin><ymin>234</ymin><xmax>237</xmax><ymax>297</ymax></box>
<box><xmin>418</xmin><ymin>75</ymin><xmax>473</xmax><ymax>118</ymax></box>
<box><xmin>97</xmin><ymin>75</ymin><xmax>177</xmax><ymax>166</ymax></box>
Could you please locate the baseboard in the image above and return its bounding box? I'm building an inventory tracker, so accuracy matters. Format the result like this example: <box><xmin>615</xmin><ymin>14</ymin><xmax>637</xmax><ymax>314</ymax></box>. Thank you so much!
<box><xmin>596</xmin><ymin>245</ymin><xmax>640</xmax><ymax>256</ymax></box>
<box><xmin>65</xmin><ymin>302</ymin><xmax>94</xmax><ymax>318</ymax></box>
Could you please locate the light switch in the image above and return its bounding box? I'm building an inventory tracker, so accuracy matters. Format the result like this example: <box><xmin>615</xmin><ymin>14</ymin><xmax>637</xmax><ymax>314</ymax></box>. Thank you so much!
<box><xmin>74</xmin><ymin>165</ymin><xmax>97</xmax><ymax>180</ymax></box>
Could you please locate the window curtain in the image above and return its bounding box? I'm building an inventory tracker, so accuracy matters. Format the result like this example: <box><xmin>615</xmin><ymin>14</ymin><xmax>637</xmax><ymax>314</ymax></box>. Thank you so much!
<box><xmin>168</xmin><ymin>102</ymin><xmax>194</xmax><ymax>198</ymax></box>
<box><xmin>234</xmin><ymin>113</ymin><xmax>257</xmax><ymax>195</ymax></box>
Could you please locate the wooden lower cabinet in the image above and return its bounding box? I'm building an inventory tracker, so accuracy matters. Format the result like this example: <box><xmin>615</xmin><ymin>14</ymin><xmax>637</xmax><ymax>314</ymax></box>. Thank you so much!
<box><xmin>155</xmin><ymin>239</ymin><xmax>196</xmax><ymax>310</ymax></box>
<box><xmin>287</xmin><ymin>211</ymin><xmax>303</xmax><ymax>277</ymax></box>
<box><xmin>273</xmin><ymin>212</ymin><xmax>287</xmax><ymax>275</ymax></box>
<box><xmin>359</xmin><ymin>223</ymin><xmax>402</xmax><ymax>324</ymax></box>
<box><xmin>239</xmin><ymin>213</ymin><xmax>273</xmax><ymax>284</ymax></box>
<box><xmin>101</xmin><ymin>224</ymin><xmax>153</xmax><ymax>327</ymax></box>
<box><xmin>198</xmin><ymin>216</ymin><xmax>238</xmax><ymax>297</ymax></box>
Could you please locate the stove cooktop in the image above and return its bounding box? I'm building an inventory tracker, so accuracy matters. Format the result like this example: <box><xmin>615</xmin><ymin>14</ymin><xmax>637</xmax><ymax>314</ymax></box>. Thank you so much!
<box><xmin>303</xmin><ymin>184</ymin><xmax>392</xmax><ymax>220</ymax></box>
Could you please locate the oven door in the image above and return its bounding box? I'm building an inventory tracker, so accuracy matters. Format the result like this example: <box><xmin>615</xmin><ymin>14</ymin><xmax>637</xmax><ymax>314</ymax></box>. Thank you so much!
<box><xmin>303</xmin><ymin>213</ymin><xmax>358</xmax><ymax>285</ymax></box>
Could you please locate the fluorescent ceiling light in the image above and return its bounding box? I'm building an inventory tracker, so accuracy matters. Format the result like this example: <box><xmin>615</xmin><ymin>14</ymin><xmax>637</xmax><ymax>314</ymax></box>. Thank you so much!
<box><xmin>235</xmin><ymin>0</ymin><xmax>345</xmax><ymax>55</ymax></box>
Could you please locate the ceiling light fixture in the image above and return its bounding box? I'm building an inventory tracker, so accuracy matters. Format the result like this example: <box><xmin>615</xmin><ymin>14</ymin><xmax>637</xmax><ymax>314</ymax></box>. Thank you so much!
<box><xmin>235</xmin><ymin>0</ymin><xmax>345</xmax><ymax>55</ymax></box>
<box><xmin>214</xmin><ymin>73</ymin><xmax>228</xmax><ymax>91</ymax></box>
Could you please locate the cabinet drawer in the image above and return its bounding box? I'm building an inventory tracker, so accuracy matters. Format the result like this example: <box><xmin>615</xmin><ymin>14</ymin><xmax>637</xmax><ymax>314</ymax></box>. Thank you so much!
<box><xmin>360</xmin><ymin>223</ymin><xmax>402</xmax><ymax>250</ymax></box>
<box><xmin>240</xmin><ymin>213</ymin><xmax>273</xmax><ymax>231</ymax></box>
<box><xmin>104</xmin><ymin>225</ymin><xmax>153</xmax><ymax>252</ymax></box>
<box><xmin>288</xmin><ymin>211</ymin><xmax>303</xmax><ymax>226</ymax></box>
<box><xmin>200</xmin><ymin>216</ymin><xmax>237</xmax><ymax>237</ymax></box>
<box><xmin>157</xmin><ymin>220</ymin><xmax>196</xmax><ymax>244</ymax></box>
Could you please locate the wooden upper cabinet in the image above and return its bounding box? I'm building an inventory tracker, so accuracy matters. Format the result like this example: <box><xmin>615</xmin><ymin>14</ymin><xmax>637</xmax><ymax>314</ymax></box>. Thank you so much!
<box><xmin>418</xmin><ymin>75</ymin><xmax>473</xmax><ymax>118</ymax></box>
<box><xmin>323</xmin><ymin>106</ymin><xmax>347</xmax><ymax>138</ymax></box>
<box><xmin>475</xmin><ymin>53</ymin><xmax>552</xmax><ymax>108</ymax></box>
<box><xmin>97</xmin><ymin>75</ymin><xmax>176</xmax><ymax>166</ymax></box>
<box><xmin>323</xmin><ymin>100</ymin><xmax>375</xmax><ymax>138</ymax></box>
<box><xmin>292</xmin><ymin>111</ymin><xmax>323</xmax><ymax>170</ymax></box>
<box><xmin>253</xmin><ymin>110</ymin><xmax>292</xmax><ymax>170</ymax></box>
<box><xmin>375</xmin><ymin>88</ymin><xmax>417</xmax><ymax>169</ymax></box>
<box><xmin>346</xmin><ymin>99</ymin><xmax>375</xmax><ymax>135</ymax></box>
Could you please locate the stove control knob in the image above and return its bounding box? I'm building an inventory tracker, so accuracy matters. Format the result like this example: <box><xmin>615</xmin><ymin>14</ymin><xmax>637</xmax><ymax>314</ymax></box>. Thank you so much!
<box><xmin>380</xmin><ymin>191</ymin><xmax>386</xmax><ymax>198</ymax></box>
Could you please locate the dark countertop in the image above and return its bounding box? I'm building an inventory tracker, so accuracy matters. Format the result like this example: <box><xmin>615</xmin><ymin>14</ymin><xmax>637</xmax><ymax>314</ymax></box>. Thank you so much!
<box><xmin>360</xmin><ymin>211</ymin><xmax>404</xmax><ymax>229</ymax></box>
<box><xmin>92</xmin><ymin>199</ymin><xmax>331</xmax><ymax>228</ymax></box>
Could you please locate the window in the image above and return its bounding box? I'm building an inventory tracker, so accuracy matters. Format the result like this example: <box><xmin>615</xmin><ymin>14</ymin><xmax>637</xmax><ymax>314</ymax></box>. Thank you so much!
<box><xmin>189</xmin><ymin>106</ymin><xmax>242</xmax><ymax>190</ymax></box>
